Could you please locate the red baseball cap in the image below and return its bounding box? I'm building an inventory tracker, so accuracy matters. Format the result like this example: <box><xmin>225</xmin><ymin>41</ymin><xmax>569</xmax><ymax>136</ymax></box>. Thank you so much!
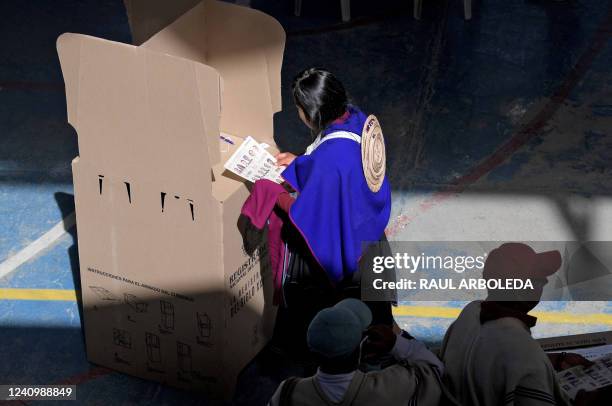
<box><xmin>483</xmin><ymin>243</ymin><xmax>562</xmax><ymax>281</ymax></box>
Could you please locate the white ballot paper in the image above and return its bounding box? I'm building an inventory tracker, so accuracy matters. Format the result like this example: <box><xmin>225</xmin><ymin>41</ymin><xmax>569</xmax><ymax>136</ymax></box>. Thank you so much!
<box><xmin>223</xmin><ymin>136</ymin><xmax>284</xmax><ymax>183</ymax></box>
<box><xmin>556</xmin><ymin>354</ymin><xmax>612</xmax><ymax>399</ymax></box>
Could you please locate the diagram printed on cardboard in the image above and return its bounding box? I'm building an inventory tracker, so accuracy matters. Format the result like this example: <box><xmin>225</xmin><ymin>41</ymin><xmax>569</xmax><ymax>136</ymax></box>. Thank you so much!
<box><xmin>177</xmin><ymin>341</ymin><xmax>193</xmax><ymax>382</ymax></box>
<box><xmin>125</xmin><ymin>293</ymin><xmax>148</xmax><ymax>313</ymax></box>
<box><xmin>145</xmin><ymin>332</ymin><xmax>164</xmax><ymax>373</ymax></box>
<box><xmin>89</xmin><ymin>286</ymin><xmax>119</xmax><ymax>301</ymax></box>
<box><xmin>113</xmin><ymin>328</ymin><xmax>132</xmax><ymax>349</ymax></box>
<box><xmin>114</xmin><ymin>352</ymin><xmax>131</xmax><ymax>366</ymax></box>
<box><xmin>159</xmin><ymin>300</ymin><xmax>174</xmax><ymax>334</ymax></box>
<box><xmin>112</xmin><ymin>328</ymin><xmax>132</xmax><ymax>366</ymax></box>
<box><xmin>196</xmin><ymin>312</ymin><xmax>212</xmax><ymax>346</ymax></box>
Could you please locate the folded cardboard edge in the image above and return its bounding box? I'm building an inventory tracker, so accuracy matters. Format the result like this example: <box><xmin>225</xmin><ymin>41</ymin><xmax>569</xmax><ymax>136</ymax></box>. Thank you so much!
<box><xmin>59</xmin><ymin>34</ymin><xmax>210</xmax><ymax>197</ymax></box>
<box><xmin>58</xmin><ymin>32</ymin><xmax>279</xmax><ymax>205</ymax></box>
<box><xmin>123</xmin><ymin>0</ymin><xmax>202</xmax><ymax>46</ymax></box>
<box><xmin>123</xmin><ymin>0</ymin><xmax>284</xmax><ymax>113</ymax></box>
<box><xmin>57</xmin><ymin>33</ymin><xmax>81</xmax><ymax>127</ymax></box>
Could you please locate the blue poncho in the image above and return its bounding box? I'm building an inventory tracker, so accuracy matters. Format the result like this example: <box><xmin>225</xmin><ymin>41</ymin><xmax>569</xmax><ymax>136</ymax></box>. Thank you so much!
<box><xmin>281</xmin><ymin>105</ymin><xmax>392</xmax><ymax>284</ymax></box>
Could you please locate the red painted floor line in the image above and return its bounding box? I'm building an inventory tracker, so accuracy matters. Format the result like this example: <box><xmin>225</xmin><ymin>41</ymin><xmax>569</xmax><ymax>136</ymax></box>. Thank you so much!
<box><xmin>55</xmin><ymin>366</ymin><xmax>114</xmax><ymax>386</ymax></box>
<box><xmin>386</xmin><ymin>4</ymin><xmax>612</xmax><ymax>238</ymax></box>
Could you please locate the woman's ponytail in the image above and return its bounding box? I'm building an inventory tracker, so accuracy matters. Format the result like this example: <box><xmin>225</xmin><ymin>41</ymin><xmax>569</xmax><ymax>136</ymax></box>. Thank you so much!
<box><xmin>292</xmin><ymin>68</ymin><xmax>348</xmax><ymax>136</ymax></box>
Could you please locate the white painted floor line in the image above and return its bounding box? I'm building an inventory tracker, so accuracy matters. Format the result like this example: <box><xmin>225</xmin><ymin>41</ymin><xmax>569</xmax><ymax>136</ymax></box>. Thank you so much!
<box><xmin>0</xmin><ymin>212</ymin><xmax>76</xmax><ymax>279</ymax></box>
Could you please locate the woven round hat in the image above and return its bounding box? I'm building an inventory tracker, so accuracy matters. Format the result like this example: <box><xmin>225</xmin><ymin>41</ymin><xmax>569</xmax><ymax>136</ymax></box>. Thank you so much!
<box><xmin>361</xmin><ymin>115</ymin><xmax>386</xmax><ymax>192</ymax></box>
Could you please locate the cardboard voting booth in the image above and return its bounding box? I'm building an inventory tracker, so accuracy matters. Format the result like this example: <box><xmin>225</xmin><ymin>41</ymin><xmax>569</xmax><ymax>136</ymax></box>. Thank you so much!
<box><xmin>57</xmin><ymin>0</ymin><xmax>285</xmax><ymax>398</ymax></box>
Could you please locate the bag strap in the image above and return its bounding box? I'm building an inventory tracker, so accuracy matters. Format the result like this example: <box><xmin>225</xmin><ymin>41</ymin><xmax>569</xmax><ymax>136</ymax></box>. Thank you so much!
<box><xmin>340</xmin><ymin>371</ymin><xmax>366</xmax><ymax>406</ymax></box>
<box><xmin>305</xmin><ymin>131</ymin><xmax>361</xmax><ymax>155</ymax></box>
<box><xmin>279</xmin><ymin>377</ymin><xmax>300</xmax><ymax>406</ymax></box>
<box><xmin>323</xmin><ymin>130</ymin><xmax>361</xmax><ymax>143</ymax></box>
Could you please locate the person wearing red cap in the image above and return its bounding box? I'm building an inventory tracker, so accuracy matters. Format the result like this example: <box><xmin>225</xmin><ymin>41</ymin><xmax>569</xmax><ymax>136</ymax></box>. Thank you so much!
<box><xmin>439</xmin><ymin>243</ymin><xmax>607</xmax><ymax>406</ymax></box>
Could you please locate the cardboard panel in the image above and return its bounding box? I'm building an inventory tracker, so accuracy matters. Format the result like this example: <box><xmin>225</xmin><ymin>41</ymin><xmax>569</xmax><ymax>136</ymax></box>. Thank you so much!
<box><xmin>58</xmin><ymin>34</ymin><xmax>217</xmax><ymax>201</ymax></box>
<box><xmin>125</xmin><ymin>1</ymin><xmax>283</xmax><ymax>113</ymax></box>
<box><xmin>73</xmin><ymin>159</ymin><xmax>224</xmax><ymax>297</ymax></box>
<box><xmin>202</xmin><ymin>0</ymin><xmax>281</xmax><ymax>137</ymax></box>
<box><xmin>141</xmin><ymin>0</ymin><xmax>285</xmax><ymax>141</ymax></box>
<box><xmin>201</xmin><ymin>0</ymin><xmax>284</xmax><ymax>114</ymax></box>
<box><xmin>56</xmin><ymin>34</ymin><xmax>81</xmax><ymax>125</ymax></box>
<box><xmin>58</xmin><ymin>1</ymin><xmax>284</xmax><ymax>398</ymax></box>
<box><xmin>123</xmin><ymin>0</ymin><xmax>201</xmax><ymax>45</ymax></box>
<box><xmin>221</xmin><ymin>187</ymin><xmax>277</xmax><ymax>376</ymax></box>
<box><xmin>73</xmin><ymin>160</ymin><xmax>228</xmax><ymax>394</ymax></box>
<box><xmin>194</xmin><ymin>64</ymin><xmax>222</xmax><ymax>167</ymax></box>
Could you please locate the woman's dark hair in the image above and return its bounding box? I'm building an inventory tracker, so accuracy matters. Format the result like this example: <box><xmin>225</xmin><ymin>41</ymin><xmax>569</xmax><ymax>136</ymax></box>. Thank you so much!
<box><xmin>292</xmin><ymin>67</ymin><xmax>348</xmax><ymax>135</ymax></box>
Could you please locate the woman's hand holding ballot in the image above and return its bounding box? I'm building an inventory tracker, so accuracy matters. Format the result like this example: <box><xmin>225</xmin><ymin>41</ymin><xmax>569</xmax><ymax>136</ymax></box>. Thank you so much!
<box><xmin>275</xmin><ymin>152</ymin><xmax>296</xmax><ymax>167</ymax></box>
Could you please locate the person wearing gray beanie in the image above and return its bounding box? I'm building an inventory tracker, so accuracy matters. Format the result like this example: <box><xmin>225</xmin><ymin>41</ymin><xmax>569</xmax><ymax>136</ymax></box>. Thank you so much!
<box><xmin>268</xmin><ymin>298</ymin><xmax>444</xmax><ymax>406</ymax></box>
